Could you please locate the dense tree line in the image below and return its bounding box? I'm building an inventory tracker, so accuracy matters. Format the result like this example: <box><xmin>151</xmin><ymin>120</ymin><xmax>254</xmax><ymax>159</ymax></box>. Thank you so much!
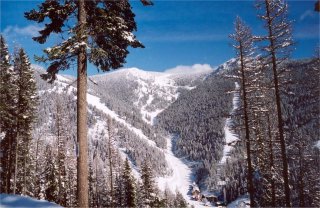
<box><xmin>0</xmin><ymin>36</ymin><xmax>38</xmax><ymax>196</ymax></box>
<box><xmin>157</xmin><ymin>71</ymin><xmax>234</xmax><ymax>188</ymax></box>
<box><xmin>220</xmin><ymin>0</ymin><xmax>320</xmax><ymax>207</ymax></box>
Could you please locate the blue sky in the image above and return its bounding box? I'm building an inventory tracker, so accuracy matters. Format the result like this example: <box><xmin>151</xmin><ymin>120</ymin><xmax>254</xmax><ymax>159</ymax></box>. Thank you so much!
<box><xmin>1</xmin><ymin>0</ymin><xmax>319</xmax><ymax>76</ymax></box>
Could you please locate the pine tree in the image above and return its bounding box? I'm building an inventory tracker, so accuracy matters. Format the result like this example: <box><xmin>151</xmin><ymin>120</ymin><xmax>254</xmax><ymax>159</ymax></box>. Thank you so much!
<box><xmin>122</xmin><ymin>158</ymin><xmax>136</xmax><ymax>207</ymax></box>
<box><xmin>284</xmin><ymin>58</ymin><xmax>320</xmax><ymax>207</ymax></box>
<box><xmin>136</xmin><ymin>180</ymin><xmax>144</xmax><ymax>208</ymax></box>
<box><xmin>105</xmin><ymin>118</ymin><xmax>122</xmax><ymax>206</ymax></box>
<box><xmin>163</xmin><ymin>185</ymin><xmax>174</xmax><ymax>208</ymax></box>
<box><xmin>44</xmin><ymin>145</ymin><xmax>58</xmax><ymax>203</ymax></box>
<box><xmin>229</xmin><ymin>16</ymin><xmax>255</xmax><ymax>206</ymax></box>
<box><xmin>0</xmin><ymin>35</ymin><xmax>17</xmax><ymax>193</ymax></box>
<box><xmin>25</xmin><ymin>1</ymin><xmax>152</xmax><ymax>206</ymax></box>
<box><xmin>12</xmin><ymin>48</ymin><xmax>38</xmax><ymax>195</ymax></box>
<box><xmin>54</xmin><ymin>97</ymin><xmax>67</xmax><ymax>206</ymax></box>
<box><xmin>114</xmin><ymin>174</ymin><xmax>124</xmax><ymax>207</ymax></box>
<box><xmin>31</xmin><ymin>133</ymin><xmax>42</xmax><ymax>198</ymax></box>
<box><xmin>140</xmin><ymin>159</ymin><xmax>156</xmax><ymax>207</ymax></box>
<box><xmin>174</xmin><ymin>190</ymin><xmax>187</xmax><ymax>208</ymax></box>
<box><xmin>256</xmin><ymin>0</ymin><xmax>294</xmax><ymax>206</ymax></box>
<box><xmin>88</xmin><ymin>160</ymin><xmax>97</xmax><ymax>208</ymax></box>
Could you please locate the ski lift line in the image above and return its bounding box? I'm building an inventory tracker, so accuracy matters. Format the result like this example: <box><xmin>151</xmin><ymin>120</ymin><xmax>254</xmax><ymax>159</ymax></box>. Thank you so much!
<box><xmin>88</xmin><ymin>77</ymin><xmax>98</xmax><ymax>85</ymax></box>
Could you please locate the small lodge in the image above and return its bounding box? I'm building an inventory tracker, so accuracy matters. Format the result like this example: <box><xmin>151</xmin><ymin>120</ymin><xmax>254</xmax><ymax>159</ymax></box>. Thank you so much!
<box><xmin>191</xmin><ymin>182</ymin><xmax>202</xmax><ymax>201</ymax></box>
<box><xmin>191</xmin><ymin>182</ymin><xmax>219</xmax><ymax>204</ymax></box>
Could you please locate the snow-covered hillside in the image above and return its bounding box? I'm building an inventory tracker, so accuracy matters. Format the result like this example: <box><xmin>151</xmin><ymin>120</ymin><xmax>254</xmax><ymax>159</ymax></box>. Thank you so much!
<box><xmin>0</xmin><ymin>194</ymin><xmax>61</xmax><ymax>208</ymax></box>
<box><xmin>90</xmin><ymin>66</ymin><xmax>212</xmax><ymax>125</ymax></box>
<box><xmin>32</xmin><ymin>65</ymin><xmax>216</xmax><ymax>207</ymax></box>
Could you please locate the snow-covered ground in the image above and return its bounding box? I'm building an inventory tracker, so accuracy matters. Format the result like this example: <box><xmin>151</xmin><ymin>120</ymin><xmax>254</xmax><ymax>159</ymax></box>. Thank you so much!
<box><xmin>156</xmin><ymin>136</ymin><xmax>216</xmax><ymax>208</ymax></box>
<box><xmin>227</xmin><ymin>195</ymin><xmax>250</xmax><ymax>208</ymax></box>
<box><xmin>0</xmin><ymin>194</ymin><xmax>61</xmax><ymax>208</ymax></box>
<box><xmin>220</xmin><ymin>82</ymin><xmax>240</xmax><ymax>164</ymax></box>
<box><xmin>156</xmin><ymin>137</ymin><xmax>192</xmax><ymax>199</ymax></box>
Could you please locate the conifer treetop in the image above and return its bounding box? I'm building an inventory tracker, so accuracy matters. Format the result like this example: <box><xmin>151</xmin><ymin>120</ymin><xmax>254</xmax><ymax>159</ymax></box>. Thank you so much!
<box><xmin>25</xmin><ymin>0</ymin><xmax>153</xmax><ymax>83</ymax></box>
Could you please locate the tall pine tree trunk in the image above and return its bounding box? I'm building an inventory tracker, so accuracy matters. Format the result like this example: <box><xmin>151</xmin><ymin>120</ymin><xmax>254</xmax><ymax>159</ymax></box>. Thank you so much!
<box><xmin>265</xmin><ymin>2</ymin><xmax>291</xmax><ymax>205</ymax></box>
<box><xmin>77</xmin><ymin>0</ymin><xmax>88</xmax><ymax>206</ymax></box>
<box><xmin>239</xmin><ymin>43</ymin><xmax>254</xmax><ymax>207</ymax></box>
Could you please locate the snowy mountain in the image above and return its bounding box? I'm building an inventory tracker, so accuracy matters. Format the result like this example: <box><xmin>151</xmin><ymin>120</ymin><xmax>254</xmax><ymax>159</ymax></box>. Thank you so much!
<box><xmin>29</xmin><ymin>58</ymin><xmax>319</xmax><ymax>207</ymax></box>
<box><xmin>31</xmin><ymin>64</ymin><xmax>216</xmax><ymax>207</ymax></box>
<box><xmin>89</xmin><ymin>66</ymin><xmax>212</xmax><ymax>125</ymax></box>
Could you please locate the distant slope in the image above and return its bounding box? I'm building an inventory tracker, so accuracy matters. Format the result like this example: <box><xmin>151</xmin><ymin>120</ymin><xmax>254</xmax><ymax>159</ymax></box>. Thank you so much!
<box><xmin>156</xmin><ymin>63</ymin><xmax>235</xmax><ymax>190</ymax></box>
<box><xmin>89</xmin><ymin>67</ymin><xmax>212</xmax><ymax>125</ymax></box>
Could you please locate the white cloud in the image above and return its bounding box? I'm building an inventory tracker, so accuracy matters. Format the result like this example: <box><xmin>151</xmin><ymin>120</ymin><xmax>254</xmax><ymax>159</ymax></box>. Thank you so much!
<box><xmin>299</xmin><ymin>10</ymin><xmax>314</xmax><ymax>21</ymax></box>
<box><xmin>164</xmin><ymin>64</ymin><xmax>215</xmax><ymax>74</ymax></box>
<box><xmin>3</xmin><ymin>25</ymin><xmax>43</xmax><ymax>37</ymax></box>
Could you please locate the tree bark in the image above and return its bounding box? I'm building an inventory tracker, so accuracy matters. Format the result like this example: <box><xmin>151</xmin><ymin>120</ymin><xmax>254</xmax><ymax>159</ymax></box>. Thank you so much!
<box><xmin>77</xmin><ymin>0</ymin><xmax>88</xmax><ymax>206</ymax></box>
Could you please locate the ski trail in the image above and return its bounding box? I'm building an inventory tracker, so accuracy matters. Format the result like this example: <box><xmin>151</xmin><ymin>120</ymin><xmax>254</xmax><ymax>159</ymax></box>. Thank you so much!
<box><xmin>156</xmin><ymin>136</ymin><xmax>209</xmax><ymax>208</ymax></box>
<box><xmin>220</xmin><ymin>82</ymin><xmax>240</xmax><ymax>164</ymax></box>
<box><xmin>86</xmin><ymin>93</ymin><xmax>157</xmax><ymax>147</ymax></box>
<box><xmin>47</xmin><ymin>76</ymin><xmax>158</xmax><ymax>148</ymax></box>
<box><xmin>157</xmin><ymin>136</ymin><xmax>192</xmax><ymax>196</ymax></box>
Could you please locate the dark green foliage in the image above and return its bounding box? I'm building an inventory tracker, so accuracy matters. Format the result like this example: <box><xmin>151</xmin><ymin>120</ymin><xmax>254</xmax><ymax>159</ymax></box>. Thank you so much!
<box><xmin>0</xmin><ymin>43</ymin><xmax>38</xmax><ymax>195</ymax></box>
<box><xmin>12</xmin><ymin>48</ymin><xmax>38</xmax><ymax>195</ymax></box>
<box><xmin>122</xmin><ymin>158</ymin><xmax>136</xmax><ymax>207</ymax></box>
<box><xmin>25</xmin><ymin>0</ymin><xmax>151</xmax><ymax>82</ymax></box>
<box><xmin>0</xmin><ymin>35</ymin><xmax>16</xmax><ymax>194</ymax></box>
<box><xmin>283</xmin><ymin>59</ymin><xmax>320</xmax><ymax>207</ymax></box>
<box><xmin>140</xmin><ymin>160</ymin><xmax>156</xmax><ymax>207</ymax></box>
<box><xmin>44</xmin><ymin>145</ymin><xmax>58</xmax><ymax>202</ymax></box>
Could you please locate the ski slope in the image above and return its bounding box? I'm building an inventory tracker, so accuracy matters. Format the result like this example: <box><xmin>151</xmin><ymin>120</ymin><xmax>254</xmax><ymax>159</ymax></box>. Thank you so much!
<box><xmin>156</xmin><ymin>136</ymin><xmax>212</xmax><ymax>208</ymax></box>
<box><xmin>220</xmin><ymin>82</ymin><xmax>240</xmax><ymax>164</ymax></box>
<box><xmin>156</xmin><ymin>137</ymin><xmax>192</xmax><ymax>197</ymax></box>
<box><xmin>86</xmin><ymin>93</ymin><xmax>157</xmax><ymax>147</ymax></box>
